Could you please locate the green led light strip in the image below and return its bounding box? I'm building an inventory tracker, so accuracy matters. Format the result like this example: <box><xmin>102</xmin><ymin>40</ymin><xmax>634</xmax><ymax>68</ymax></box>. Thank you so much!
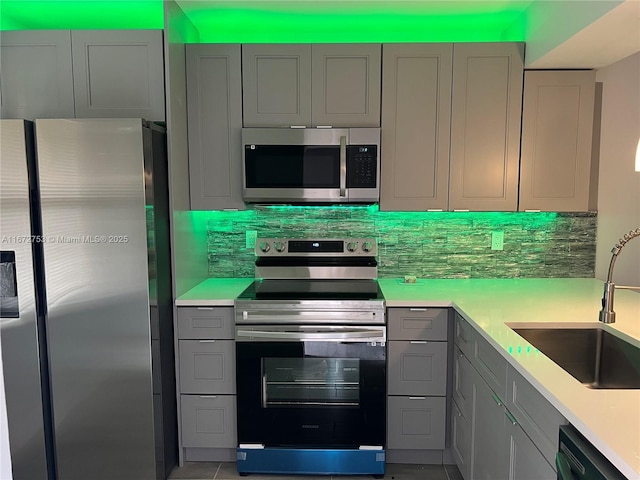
<box><xmin>0</xmin><ymin>1</ymin><xmax>526</xmax><ymax>42</ymax></box>
<box><xmin>0</xmin><ymin>1</ymin><xmax>164</xmax><ymax>30</ymax></box>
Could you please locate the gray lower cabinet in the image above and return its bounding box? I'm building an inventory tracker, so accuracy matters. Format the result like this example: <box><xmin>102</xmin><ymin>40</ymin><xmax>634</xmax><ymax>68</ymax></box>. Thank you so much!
<box><xmin>186</xmin><ymin>44</ymin><xmax>244</xmax><ymax>210</ymax></box>
<box><xmin>387</xmin><ymin>308</ymin><xmax>449</xmax><ymax>456</ymax></box>
<box><xmin>451</xmin><ymin>399</ymin><xmax>471</xmax><ymax>480</ymax></box>
<box><xmin>177</xmin><ymin>306</ymin><xmax>235</xmax><ymax>340</ymax></box>
<box><xmin>519</xmin><ymin>70</ymin><xmax>597</xmax><ymax>212</ymax></box>
<box><xmin>0</xmin><ymin>30</ymin><xmax>75</xmax><ymax>119</ymax></box>
<box><xmin>471</xmin><ymin>367</ymin><xmax>509</xmax><ymax>480</ymax></box>
<box><xmin>0</xmin><ymin>29</ymin><xmax>165</xmax><ymax>121</ymax></box>
<box><xmin>387</xmin><ymin>341</ymin><xmax>447</xmax><ymax>396</ymax></box>
<box><xmin>505</xmin><ymin>417</ymin><xmax>557</xmax><ymax>480</ymax></box>
<box><xmin>449</xmin><ymin>43</ymin><xmax>524</xmax><ymax>211</ymax></box>
<box><xmin>176</xmin><ymin>306</ymin><xmax>237</xmax><ymax>463</ymax></box>
<box><xmin>387</xmin><ymin>396</ymin><xmax>446</xmax><ymax>450</ymax></box>
<box><xmin>453</xmin><ymin>313</ymin><xmax>563</xmax><ymax>480</ymax></box>
<box><xmin>180</xmin><ymin>395</ymin><xmax>237</xmax><ymax>448</ymax></box>
<box><xmin>178</xmin><ymin>340</ymin><xmax>235</xmax><ymax>394</ymax></box>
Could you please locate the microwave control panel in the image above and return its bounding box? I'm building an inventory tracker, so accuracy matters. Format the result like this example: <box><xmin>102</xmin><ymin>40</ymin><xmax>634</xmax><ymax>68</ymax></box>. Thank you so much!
<box><xmin>347</xmin><ymin>145</ymin><xmax>377</xmax><ymax>188</ymax></box>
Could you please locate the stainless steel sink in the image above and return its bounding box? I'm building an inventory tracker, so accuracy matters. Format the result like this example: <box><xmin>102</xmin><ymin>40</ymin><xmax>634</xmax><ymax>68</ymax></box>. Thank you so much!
<box><xmin>511</xmin><ymin>327</ymin><xmax>640</xmax><ymax>389</ymax></box>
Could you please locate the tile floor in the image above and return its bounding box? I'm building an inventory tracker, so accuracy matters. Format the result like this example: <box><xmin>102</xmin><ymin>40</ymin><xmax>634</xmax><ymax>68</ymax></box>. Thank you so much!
<box><xmin>169</xmin><ymin>462</ymin><xmax>464</xmax><ymax>480</ymax></box>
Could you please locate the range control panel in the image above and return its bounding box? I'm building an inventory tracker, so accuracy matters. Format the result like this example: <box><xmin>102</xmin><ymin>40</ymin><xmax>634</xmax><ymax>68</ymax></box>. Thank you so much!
<box><xmin>255</xmin><ymin>238</ymin><xmax>377</xmax><ymax>257</ymax></box>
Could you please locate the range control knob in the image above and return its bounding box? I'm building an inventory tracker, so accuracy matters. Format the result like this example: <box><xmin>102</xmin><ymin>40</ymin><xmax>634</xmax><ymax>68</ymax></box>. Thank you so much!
<box><xmin>362</xmin><ymin>241</ymin><xmax>373</xmax><ymax>253</ymax></box>
<box><xmin>274</xmin><ymin>241</ymin><xmax>286</xmax><ymax>252</ymax></box>
<box><xmin>258</xmin><ymin>242</ymin><xmax>271</xmax><ymax>253</ymax></box>
<box><xmin>346</xmin><ymin>241</ymin><xmax>359</xmax><ymax>253</ymax></box>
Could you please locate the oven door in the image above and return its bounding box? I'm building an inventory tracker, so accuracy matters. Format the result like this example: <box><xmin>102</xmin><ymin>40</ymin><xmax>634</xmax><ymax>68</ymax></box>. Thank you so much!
<box><xmin>235</xmin><ymin>325</ymin><xmax>386</xmax><ymax>449</ymax></box>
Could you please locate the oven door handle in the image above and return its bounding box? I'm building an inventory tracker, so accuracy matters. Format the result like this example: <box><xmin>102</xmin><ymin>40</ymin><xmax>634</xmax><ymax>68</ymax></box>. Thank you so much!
<box><xmin>236</xmin><ymin>328</ymin><xmax>386</xmax><ymax>342</ymax></box>
<box><xmin>240</xmin><ymin>310</ymin><xmax>380</xmax><ymax>323</ymax></box>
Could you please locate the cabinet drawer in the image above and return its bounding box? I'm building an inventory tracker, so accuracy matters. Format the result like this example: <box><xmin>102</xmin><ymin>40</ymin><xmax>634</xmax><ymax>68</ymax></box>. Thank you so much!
<box><xmin>388</xmin><ymin>308</ymin><xmax>448</xmax><ymax>341</ymax></box>
<box><xmin>180</xmin><ymin>394</ymin><xmax>237</xmax><ymax>448</ymax></box>
<box><xmin>454</xmin><ymin>312</ymin><xmax>474</xmax><ymax>359</ymax></box>
<box><xmin>473</xmin><ymin>332</ymin><xmax>507</xmax><ymax>399</ymax></box>
<box><xmin>451</xmin><ymin>399</ymin><xmax>471</xmax><ymax>480</ymax></box>
<box><xmin>177</xmin><ymin>307</ymin><xmax>234</xmax><ymax>339</ymax></box>
<box><xmin>452</xmin><ymin>346</ymin><xmax>473</xmax><ymax>420</ymax></box>
<box><xmin>179</xmin><ymin>340</ymin><xmax>236</xmax><ymax>394</ymax></box>
<box><xmin>506</xmin><ymin>365</ymin><xmax>567</xmax><ymax>466</ymax></box>
<box><xmin>387</xmin><ymin>341</ymin><xmax>447</xmax><ymax>396</ymax></box>
<box><xmin>387</xmin><ymin>396</ymin><xmax>446</xmax><ymax>450</ymax></box>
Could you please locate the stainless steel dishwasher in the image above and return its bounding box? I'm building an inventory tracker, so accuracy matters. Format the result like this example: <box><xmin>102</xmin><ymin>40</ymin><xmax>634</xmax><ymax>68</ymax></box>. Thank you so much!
<box><xmin>556</xmin><ymin>425</ymin><xmax>627</xmax><ymax>480</ymax></box>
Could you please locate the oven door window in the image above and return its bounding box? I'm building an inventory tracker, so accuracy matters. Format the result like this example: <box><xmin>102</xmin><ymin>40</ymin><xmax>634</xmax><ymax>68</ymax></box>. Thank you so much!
<box><xmin>244</xmin><ymin>145</ymin><xmax>340</xmax><ymax>188</ymax></box>
<box><xmin>236</xmin><ymin>341</ymin><xmax>385</xmax><ymax>449</ymax></box>
<box><xmin>263</xmin><ymin>357</ymin><xmax>359</xmax><ymax>407</ymax></box>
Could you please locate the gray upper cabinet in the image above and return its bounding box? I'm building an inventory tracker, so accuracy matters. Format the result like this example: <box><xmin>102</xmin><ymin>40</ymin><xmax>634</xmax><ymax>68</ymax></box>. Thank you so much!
<box><xmin>380</xmin><ymin>43</ymin><xmax>452</xmax><ymax>211</ymax></box>
<box><xmin>71</xmin><ymin>30</ymin><xmax>165</xmax><ymax>120</ymax></box>
<box><xmin>186</xmin><ymin>44</ymin><xmax>244</xmax><ymax>210</ymax></box>
<box><xmin>0</xmin><ymin>30</ymin><xmax>75</xmax><ymax>119</ymax></box>
<box><xmin>449</xmin><ymin>43</ymin><xmax>524</xmax><ymax>211</ymax></box>
<box><xmin>242</xmin><ymin>44</ymin><xmax>312</xmax><ymax>127</ymax></box>
<box><xmin>311</xmin><ymin>44</ymin><xmax>381</xmax><ymax>127</ymax></box>
<box><xmin>242</xmin><ymin>43</ymin><xmax>381</xmax><ymax>127</ymax></box>
<box><xmin>519</xmin><ymin>70</ymin><xmax>597</xmax><ymax>212</ymax></box>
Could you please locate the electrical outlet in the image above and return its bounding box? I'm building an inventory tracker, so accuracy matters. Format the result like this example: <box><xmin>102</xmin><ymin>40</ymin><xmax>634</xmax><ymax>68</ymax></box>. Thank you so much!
<box><xmin>245</xmin><ymin>230</ymin><xmax>257</xmax><ymax>249</ymax></box>
<box><xmin>491</xmin><ymin>231</ymin><xmax>504</xmax><ymax>251</ymax></box>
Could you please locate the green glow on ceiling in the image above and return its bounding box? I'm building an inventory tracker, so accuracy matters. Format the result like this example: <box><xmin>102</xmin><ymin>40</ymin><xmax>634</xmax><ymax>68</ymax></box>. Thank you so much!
<box><xmin>0</xmin><ymin>1</ymin><xmax>164</xmax><ymax>30</ymax></box>
<box><xmin>0</xmin><ymin>1</ymin><xmax>527</xmax><ymax>42</ymax></box>
<box><xmin>185</xmin><ymin>6</ymin><xmax>526</xmax><ymax>43</ymax></box>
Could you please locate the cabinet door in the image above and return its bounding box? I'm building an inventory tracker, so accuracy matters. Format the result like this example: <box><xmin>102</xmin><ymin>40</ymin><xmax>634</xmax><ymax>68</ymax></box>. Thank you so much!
<box><xmin>179</xmin><ymin>340</ymin><xmax>236</xmax><ymax>394</ymax></box>
<box><xmin>450</xmin><ymin>43</ymin><xmax>524</xmax><ymax>211</ymax></box>
<box><xmin>472</xmin><ymin>371</ymin><xmax>509</xmax><ymax>480</ymax></box>
<box><xmin>388</xmin><ymin>307</ymin><xmax>449</xmax><ymax>341</ymax></box>
<box><xmin>452</xmin><ymin>347</ymin><xmax>474</xmax><ymax>420</ymax></box>
<box><xmin>177</xmin><ymin>306</ymin><xmax>235</xmax><ymax>339</ymax></box>
<box><xmin>519</xmin><ymin>70</ymin><xmax>596</xmax><ymax>212</ymax></box>
<box><xmin>506</xmin><ymin>365</ymin><xmax>567</xmax><ymax>466</ymax></box>
<box><xmin>0</xmin><ymin>30</ymin><xmax>75</xmax><ymax>119</ymax></box>
<box><xmin>311</xmin><ymin>44</ymin><xmax>381</xmax><ymax>127</ymax></box>
<box><xmin>242</xmin><ymin>44</ymin><xmax>312</xmax><ymax>127</ymax></box>
<box><xmin>180</xmin><ymin>394</ymin><xmax>237</xmax><ymax>448</ymax></box>
<box><xmin>451</xmin><ymin>399</ymin><xmax>472</xmax><ymax>480</ymax></box>
<box><xmin>387</xmin><ymin>396</ymin><xmax>446</xmax><ymax>450</ymax></box>
<box><xmin>387</xmin><ymin>341</ymin><xmax>447</xmax><ymax>396</ymax></box>
<box><xmin>380</xmin><ymin>43</ymin><xmax>452</xmax><ymax>211</ymax></box>
<box><xmin>186</xmin><ymin>44</ymin><xmax>244</xmax><ymax>210</ymax></box>
<box><xmin>506</xmin><ymin>418</ymin><xmax>556</xmax><ymax>480</ymax></box>
<box><xmin>71</xmin><ymin>30</ymin><xmax>165</xmax><ymax>120</ymax></box>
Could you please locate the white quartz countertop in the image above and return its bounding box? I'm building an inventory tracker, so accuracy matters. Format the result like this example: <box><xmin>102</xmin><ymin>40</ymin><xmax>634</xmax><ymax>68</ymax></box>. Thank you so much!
<box><xmin>175</xmin><ymin>278</ymin><xmax>253</xmax><ymax>306</ymax></box>
<box><xmin>379</xmin><ymin>278</ymin><xmax>640</xmax><ymax>480</ymax></box>
<box><xmin>176</xmin><ymin>277</ymin><xmax>640</xmax><ymax>478</ymax></box>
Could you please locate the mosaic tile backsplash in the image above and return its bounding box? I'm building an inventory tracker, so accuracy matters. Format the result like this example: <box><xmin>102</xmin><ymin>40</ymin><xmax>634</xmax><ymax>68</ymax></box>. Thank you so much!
<box><xmin>202</xmin><ymin>206</ymin><xmax>597</xmax><ymax>279</ymax></box>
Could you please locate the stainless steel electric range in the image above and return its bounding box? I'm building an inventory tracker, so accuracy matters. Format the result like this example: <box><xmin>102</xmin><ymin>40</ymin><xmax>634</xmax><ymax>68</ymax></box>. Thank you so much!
<box><xmin>234</xmin><ymin>238</ymin><xmax>386</xmax><ymax>476</ymax></box>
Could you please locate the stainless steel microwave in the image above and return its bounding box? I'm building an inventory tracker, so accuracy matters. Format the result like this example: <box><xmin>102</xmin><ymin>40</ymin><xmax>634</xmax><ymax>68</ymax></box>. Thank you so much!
<box><xmin>242</xmin><ymin>128</ymin><xmax>380</xmax><ymax>204</ymax></box>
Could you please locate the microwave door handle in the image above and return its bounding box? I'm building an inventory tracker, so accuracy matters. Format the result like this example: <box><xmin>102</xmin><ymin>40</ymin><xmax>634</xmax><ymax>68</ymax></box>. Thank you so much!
<box><xmin>339</xmin><ymin>135</ymin><xmax>347</xmax><ymax>197</ymax></box>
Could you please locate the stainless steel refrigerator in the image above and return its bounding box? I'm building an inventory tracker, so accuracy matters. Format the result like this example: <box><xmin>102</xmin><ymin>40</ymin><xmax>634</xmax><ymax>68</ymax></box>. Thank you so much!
<box><xmin>0</xmin><ymin>118</ymin><xmax>176</xmax><ymax>480</ymax></box>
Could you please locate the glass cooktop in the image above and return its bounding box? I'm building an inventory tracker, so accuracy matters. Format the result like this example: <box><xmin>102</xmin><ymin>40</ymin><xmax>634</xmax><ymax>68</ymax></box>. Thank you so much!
<box><xmin>237</xmin><ymin>279</ymin><xmax>384</xmax><ymax>301</ymax></box>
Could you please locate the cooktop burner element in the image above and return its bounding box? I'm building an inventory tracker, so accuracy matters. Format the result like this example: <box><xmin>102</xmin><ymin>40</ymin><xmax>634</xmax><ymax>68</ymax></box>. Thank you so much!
<box><xmin>237</xmin><ymin>279</ymin><xmax>384</xmax><ymax>301</ymax></box>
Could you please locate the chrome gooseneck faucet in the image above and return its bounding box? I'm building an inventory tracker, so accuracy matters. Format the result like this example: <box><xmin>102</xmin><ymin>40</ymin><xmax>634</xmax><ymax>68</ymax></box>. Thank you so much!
<box><xmin>599</xmin><ymin>227</ymin><xmax>640</xmax><ymax>323</ymax></box>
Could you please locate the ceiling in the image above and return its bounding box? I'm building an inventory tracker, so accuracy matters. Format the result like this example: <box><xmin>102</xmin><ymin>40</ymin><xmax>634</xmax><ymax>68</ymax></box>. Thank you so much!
<box><xmin>0</xmin><ymin>0</ymin><xmax>638</xmax><ymax>68</ymax></box>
